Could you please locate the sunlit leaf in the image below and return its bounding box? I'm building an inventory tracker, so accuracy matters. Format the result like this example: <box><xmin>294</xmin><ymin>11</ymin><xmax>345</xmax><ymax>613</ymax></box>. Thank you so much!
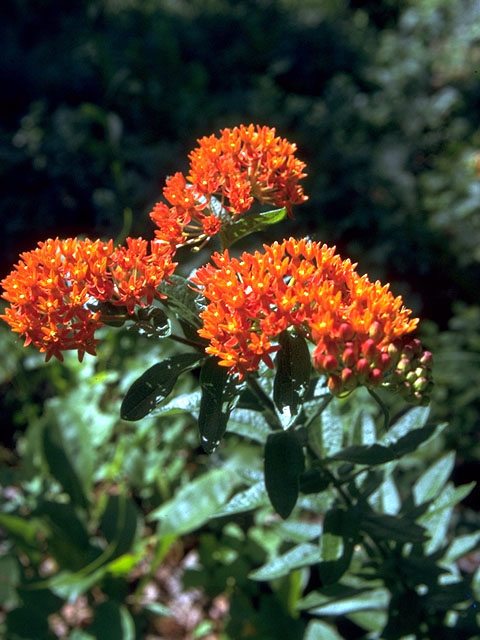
<box><xmin>308</xmin><ymin>400</ymin><xmax>343</xmax><ymax>458</ymax></box>
<box><xmin>413</xmin><ymin>452</ymin><xmax>456</xmax><ymax>505</ymax></box>
<box><xmin>148</xmin><ymin>469</ymin><xmax>238</xmax><ymax>536</ymax></box>
<box><xmin>218</xmin><ymin>206</ymin><xmax>287</xmax><ymax>249</ymax></box>
<box><xmin>227</xmin><ymin>408</ymin><xmax>271</xmax><ymax>443</ymax></box>
<box><xmin>249</xmin><ymin>543</ymin><xmax>319</xmax><ymax>581</ymax></box>
<box><xmin>214</xmin><ymin>481</ymin><xmax>269</xmax><ymax>517</ymax></box>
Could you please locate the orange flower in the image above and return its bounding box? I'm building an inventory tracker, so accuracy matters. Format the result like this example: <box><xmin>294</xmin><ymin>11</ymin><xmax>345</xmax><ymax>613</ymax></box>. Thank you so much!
<box><xmin>1</xmin><ymin>238</ymin><xmax>112</xmax><ymax>361</ymax></box>
<box><xmin>193</xmin><ymin>238</ymin><xmax>431</xmax><ymax>401</ymax></box>
<box><xmin>110</xmin><ymin>237</ymin><xmax>177</xmax><ymax>313</ymax></box>
<box><xmin>1</xmin><ymin>237</ymin><xmax>176</xmax><ymax>361</ymax></box>
<box><xmin>150</xmin><ymin>124</ymin><xmax>308</xmax><ymax>248</ymax></box>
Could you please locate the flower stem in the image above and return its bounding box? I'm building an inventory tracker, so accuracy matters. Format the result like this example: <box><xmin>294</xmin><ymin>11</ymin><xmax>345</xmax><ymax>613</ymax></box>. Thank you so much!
<box><xmin>245</xmin><ymin>374</ymin><xmax>282</xmax><ymax>430</ymax></box>
<box><xmin>368</xmin><ymin>388</ymin><xmax>391</xmax><ymax>434</ymax></box>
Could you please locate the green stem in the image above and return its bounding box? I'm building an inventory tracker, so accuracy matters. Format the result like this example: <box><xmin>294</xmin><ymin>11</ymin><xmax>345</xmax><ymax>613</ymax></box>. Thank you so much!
<box><xmin>368</xmin><ymin>388</ymin><xmax>391</xmax><ymax>434</ymax></box>
<box><xmin>303</xmin><ymin>394</ymin><xmax>333</xmax><ymax>430</ymax></box>
<box><xmin>245</xmin><ymin>374</ymin><xmax>282</xmax><ymax>430</ymax></box>
<box><xmin>168</xmin><ymin>332</ymin><xmax>206</xmax><ymax>350</ymax></box>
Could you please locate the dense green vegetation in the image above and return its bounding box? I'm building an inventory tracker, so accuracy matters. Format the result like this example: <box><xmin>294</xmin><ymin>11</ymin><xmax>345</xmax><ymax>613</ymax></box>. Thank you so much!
<box><xmin>1</xmin><ymin>1</ymin><xmax>479</xmax><ymax>638</ymax></box>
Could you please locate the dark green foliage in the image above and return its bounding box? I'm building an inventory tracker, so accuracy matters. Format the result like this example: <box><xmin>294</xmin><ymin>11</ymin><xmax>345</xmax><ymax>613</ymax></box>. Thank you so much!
<box><xmin>264</xmin><ymin>430</ymin><xmax>305</xmax><ymax>519</ymax></box>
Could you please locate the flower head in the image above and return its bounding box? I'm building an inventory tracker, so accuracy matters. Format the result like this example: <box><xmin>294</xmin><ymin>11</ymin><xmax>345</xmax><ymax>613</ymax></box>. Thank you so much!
<box><xmin>193</xmin><ymin>238</ymin><xmax>432</xmax><ymax>401</ymax></box>
<box><xmin>150</xmin><ymin>125</ymin><xmax>308</xmax><ymax>249</ymax></box>
<box><xmin>1</xmin><ymin>236</ymin><xmax>176</xmax><ymax>361</ymax></box>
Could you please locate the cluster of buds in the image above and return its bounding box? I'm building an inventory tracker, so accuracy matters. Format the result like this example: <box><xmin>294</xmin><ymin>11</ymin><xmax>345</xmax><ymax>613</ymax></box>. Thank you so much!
<box><xmin>316</xmin><ymin>330</ymin><xmax>433</xmax><ymax>404</ymax></box>
<box><xmin>313</xmin><ymin>321</ymin><xmax>396</xmax><ymax>396</ymax></box>
<box><xmin>386</xmin><ymin>338</ymin><xmax>434</xmax><ymax>405</ymax></box>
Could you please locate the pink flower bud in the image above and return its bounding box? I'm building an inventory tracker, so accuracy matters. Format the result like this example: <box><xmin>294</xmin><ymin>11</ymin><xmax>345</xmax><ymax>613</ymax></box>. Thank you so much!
<box><xmin>339</xmin><ymin>322</ymin><xmax>354</xmax><ymax>340</ymax></box>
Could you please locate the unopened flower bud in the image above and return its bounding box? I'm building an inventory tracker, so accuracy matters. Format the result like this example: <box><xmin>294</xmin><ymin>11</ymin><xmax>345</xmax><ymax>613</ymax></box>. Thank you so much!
<box><xmin>369</xmin><ymin>368</ymin><xmax>383</xmax><ymax>385</ymax></box>
<box><xmin>397</xmin><ymin>358</ymin><xmax>411</xmax><ymax>373</ymax></box>
<box><xmin>357</xmin><ymin>358</ymin><xmax>371</xmax><ymax>378</ymax></box>
<box><xmin>406</xmin><ymin>371</ymin><xmax>417</xmax><ymax>383</ymax></box>
<box><xmin>420</xmin><ymin>351</ymin><xmax>433</xmax><ymax>366</ymax></box>
<box><xmin>413</xmin><ymin>376</ymin><xmax>428</xmax><ymax>391</ymax></box>
<box><xmin>339</xmin><ymin>322</ymin><xmax>354</xmax><ymax>340</ymax></box>
<box><xmin>323</xmin><ymin>354</ymin><xmax>338</xmax><ymax>371</ymax></box>
<box><xmin>341</xmin><ymin>367</ymin><xmax>357</xmax><ymax>390</ymax></box>
<box><xmin>342</xmin><ymin>347</ymin><xmax>356</xmax><ymax>367</ymax></box>
<box><xmin>368</xmin><ymin>321</ymin><xmax>384</xmax><ymax>341</ymax></box>
<box><xmin>362</xmin><ymin>338</ymin><xmax>378</xmax><ymax>361</ymax></box>
<box><xmin>379</xmin><ymin>352</ymin><xmax>392</xmax><ymax>370</ymax></box>
<box><xmin>327</xmin><ymin>374</ymin><xmax>342</xmax><ymax>395</ymax></box>
<box><xmin>402</xmin><ymin>344</ymin><xmax>414</xmax><ymax>360</ymax></box>
<box><xmin>410</xmin><ymin>338</ymin><xmax>423</xmax><ymax>356</ymax></box>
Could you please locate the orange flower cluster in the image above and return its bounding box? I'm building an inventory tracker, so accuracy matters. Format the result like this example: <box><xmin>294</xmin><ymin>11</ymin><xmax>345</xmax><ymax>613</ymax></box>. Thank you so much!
<box><xmin>150</xmin><ymin>125</ymin><xmax>308</xmax><ymax>248</ymax></box>
<box><xmin>1</xmin><ymin>237</ymin><xmax>176</xmax><ymax>361</ymax></box>
<box><xmin>193</xmin><ymin>238</ymin><xmax>432</xmax><ymax>402</ymax></box>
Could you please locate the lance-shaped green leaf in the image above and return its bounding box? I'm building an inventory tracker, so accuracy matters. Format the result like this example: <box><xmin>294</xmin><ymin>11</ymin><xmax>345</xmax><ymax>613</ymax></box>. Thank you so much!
<box><xmin>264</xmin><ymin>430</ymin><xmax>305</xmax><ymax>519</ymax></box>
<box><xmin>319</xmin><ymin>507</ymin><xmax>358</xmax><ymax>585</ymax></box>
<box><xmin>148</xmin><ymin>468</ymin><xmax>237</xmax><ymax>535</ymax></box>
<box><xmin>43</xmin><ymin>422</ymin><xmax>89</xmax><ymax>508</ymax></box>
<box><xmin>361</xmin><ymin>512</ymin><xmax>428</xmax><ymax>544</ymax></box>
<box><xmin>249</xmin><ymin>543</ymin><xmax>319</xmax><ymax>581</ymax></box>
<box><xmin>273</xmin><ymin>331</ymin><xmax>311</xmax><ymax>423</ymax></box>
<box><xmin>331</xmin><ymin>444</ymin><xmax>394</xmax><ymax>465</ymax></box>
<box><xmin>198</xmin><ymin>357</ymin><xmax>242</xmax><ymax>453</ymax></box>
<box><xmin>121</xmin><ymin>353</ymin><xmax>205</xmax><ymax>421</ymax></box>
<box><xmin>218</xmin><ymin>207</ymin><xmax>287</xmax><ymax>249</ymax></box>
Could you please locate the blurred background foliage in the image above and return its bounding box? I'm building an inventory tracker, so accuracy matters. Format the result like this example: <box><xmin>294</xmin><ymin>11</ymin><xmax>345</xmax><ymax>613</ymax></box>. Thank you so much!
<box><xmin>1</xmin><ymin>0</ymin><xmax>480</xmax><ymax>637</ymax></box>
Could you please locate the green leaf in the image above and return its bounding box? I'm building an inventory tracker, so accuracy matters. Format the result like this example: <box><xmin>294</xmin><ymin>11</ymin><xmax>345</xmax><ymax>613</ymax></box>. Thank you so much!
<box><xmin>318</xmin><ymin>508</ymin><xmax>358</xmax><ymax>585</ymax></box>
<box><xmin>0</xmin><ymin>555</ymin><xmax>20</xmax><ymax>609</ymax></box>
<box><xmin>331</xmin><ymin>444</ymin><xmax>394</xmax><ymax>465</ymax></box>
<box><xmin>413</xmin><ymin>452</ymin><xmax>456</xmax><ymax>505</ymax></box>
<box><xmin>43</xmin><ymin>422</ymin><xmax>89</xmax><ymax>508</ymax></box>
<box><xmin>89</xmin><ymin>602</ymin><xmax>135</xmax><ymax>640</ymax></box>
<box><xmin>264</xmin><ymin>431</ymin><xmax>305</xmax><ymax>519</ymax></box>
<box><xmin>214</xmin><ymin>481</ymin><xmax>269</xmax><ymax>517</ymax></box>
<box><xmin>380</xmin><ymin>406</ymin><xmax>430</xmax><ymax>446</ymax></box>
<box><xmin>299</xmin><ymin>468</ymin><xmax>331</xmax><ymax>494</ymax></box>
<box><xmin>218</xmin><ymin>206</ymin><xmax>287</xmax><ymax>249</ymax></box>
<box><xmin>249</xmin><ymin>543</ymin><xmax>319</xmax><ymax>581</ymax></box>
<box><xmin>227</xmin><ymin>408</ymin><xmax>271</xmax><ymax>443</ymax></box>
<box><xmin>121</xmin><ymin>352</ymin><xmax>205</xmax><ymax>421</ymax></box>
<box><xmin>307</xmin><ymin>589</ymin><xmax>389</xmax><ymax>616</ymax></box>
<box><xmin>0</xmin><ymin>513</ymin><xmax>41</xmax><ymax>551</ymax></box>
<box><xmin>6</xmin><ymin>606</ymin><xmax>50</xmax><ymax>639</ymax></box>
<box><xmin>157</xmin><ymin>274</ymin><xmax>206</xmax><ymax>330</ymax></box>
<box><xmin>444</xmin><ymin>531</ymin><xmax>480</xmax><ymax>563</ymax></box>
<box><xmin>273</xmin><ymin>331</ymin><xmax>311</xmax><ymax>423</ymax></box>
<box><xmin>99</xmin><ymin>494</ymin><xmax>139</xmax><ymax>559</ymax></box>
<box><xmin>304</xmin><ymin>619</ymin><xmax>345</xmax><ymax>640</ymax></box>
<box><xmin>308</xmin><ymin>400</ymin><xmax>343</xmax><ymax>458</ymax></box>
<box><xmin>389</xmin><ymin>424</ymin><xmax>438</xmax><ymax>457</ymax></box>
<box><xmin>148</xmin><ymin>468</ymin><xmax>238</xmax><ymax>536</ymax></box>
<box><xmin>35</xmin><ymin>501</ymin><xmax>92</xmax><ymax>570</ymax></box>
<box><xmin>198</xmin><ymin>357</ymin><xmax>242</xmax><ymax>453</ymax></box>
<box><xmin>361</xmin><ymin>512</ymin><xmax>428</xmax><ymax>544</ymax></box>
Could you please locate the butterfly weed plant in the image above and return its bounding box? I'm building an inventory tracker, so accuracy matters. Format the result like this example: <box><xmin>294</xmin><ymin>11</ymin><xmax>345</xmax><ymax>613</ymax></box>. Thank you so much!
<box><xmin>1</xmin><ymin>125</ymin><xmax>479</xmax><ymax>639</ymax></box>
